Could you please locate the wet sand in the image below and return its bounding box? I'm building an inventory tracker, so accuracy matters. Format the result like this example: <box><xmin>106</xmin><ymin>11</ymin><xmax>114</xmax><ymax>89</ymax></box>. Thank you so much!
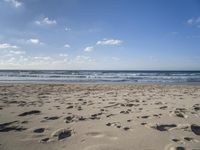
<box><xmin>0</xmin><ymin>84</ymin><xmax>200</xmax><ymax>150</ymax></box>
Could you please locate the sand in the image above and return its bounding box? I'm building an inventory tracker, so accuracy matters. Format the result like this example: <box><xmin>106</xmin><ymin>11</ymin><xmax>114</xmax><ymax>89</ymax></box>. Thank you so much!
<box><xmin>0</xmin><ymin>83</ymin><xmax>200</xmax><ymax>150</ymax></box>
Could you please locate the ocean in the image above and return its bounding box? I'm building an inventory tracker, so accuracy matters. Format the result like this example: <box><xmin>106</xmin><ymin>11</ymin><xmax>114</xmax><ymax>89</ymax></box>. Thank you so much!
<box><xmin>0</xmin><ymin>70</ymin><xmax>200</xmax><ymax>84</ymax></box>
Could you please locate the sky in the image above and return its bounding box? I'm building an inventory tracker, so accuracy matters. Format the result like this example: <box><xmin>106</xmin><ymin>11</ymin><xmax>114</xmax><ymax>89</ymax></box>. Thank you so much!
<box><xmin>0</xmin><ymin>0</ymin><xmax>200</xmax><ymax>70</ymax></box>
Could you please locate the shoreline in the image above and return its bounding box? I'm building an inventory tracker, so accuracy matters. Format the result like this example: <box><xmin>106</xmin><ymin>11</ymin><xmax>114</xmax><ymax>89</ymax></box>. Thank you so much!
<box><xmin>1</xmin><ymin>80</ymin><xmax>200</xmax><ymax>86</ymax></box>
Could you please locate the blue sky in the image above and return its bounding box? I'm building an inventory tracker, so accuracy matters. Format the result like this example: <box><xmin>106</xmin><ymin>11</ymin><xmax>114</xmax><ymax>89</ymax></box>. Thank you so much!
<box><xmin>0</xmin><ymin>0</ymin><xmax>200</xmax><ymax>70</ymax></box>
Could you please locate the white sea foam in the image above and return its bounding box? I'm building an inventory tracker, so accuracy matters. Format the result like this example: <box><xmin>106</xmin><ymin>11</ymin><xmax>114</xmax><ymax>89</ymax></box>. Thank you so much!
<box><xmin>0</xmin><ymin>70</ymin><xmax>199</xmax><ymax>83</ymax></box>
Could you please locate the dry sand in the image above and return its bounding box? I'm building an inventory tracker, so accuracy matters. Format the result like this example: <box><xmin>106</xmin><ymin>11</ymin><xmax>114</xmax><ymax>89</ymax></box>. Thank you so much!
<box><xmin>0</xmin><ymin>84</ymin><xmax>200</xmax><ymax>150</ymax></box>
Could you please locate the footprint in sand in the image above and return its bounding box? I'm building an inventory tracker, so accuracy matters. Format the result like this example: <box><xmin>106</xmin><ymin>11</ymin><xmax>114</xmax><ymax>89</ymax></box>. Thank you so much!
<box><xmin>106</xmin><ymin>122</ymin><xmax>130</xmax><ymax>131</ymax></box>
<box><xmin>123</xmin><ymin>127</ymin><xmax>130</xmax><ymax>131</ymax></box>
<box><xmin>106</xmin><ymin>122</ymin><xmax>121</xmax><ymax>128</ymax></box>
<box><xmin>51</xmin><ymin>128</ymin><xmax>74</xmax><ymax>141</ymax></box>
<box><xmin>141</xmin><ymin>122</ymin><xmax>147</xmax><ymax>125</ymax></box>
<box><xmin>193</xmin><ymin>104</ymin><xmax>200</xmax><ymax>111</ymax></box>
<box><xmin>183</xmin><ymin>137</ymin><xmax>198</xmax><ymax>142</ymax></box>
<box><xmin>151</xmin><ymin>124</ymin><xmax>177</xmax><ymax>131</ymax></box>
<box><xmin>173</xmin><ymin>146</ymin><xmax>186</xmax><ymax>150</ymax></box>
<box><xmin>167</xmin><ymin>136</ymin><xmax>199</xmax><ymax>150</ymax></box>
<box><xmin>155</xmin><ymin>124</ymin><xmax>176</xmax><ymax>131</ymax></box>
<box><xmin>171</xmin><ymin>138</ymin><xmax>181</xmax><ymax>143</ymax></box>
<box><xmin>64</xmin><ymin>115</ymin><xmax>87</xmax><ymax>123</ymax></box>
<box><xmin>191</xmin><ymin>124</ymin><xmax>200</xmax><ymax>135</ymax></box>
<box><xmin>18</xmin><ymin>110</ymin><xmax>41</xmax><ymax>116</ymax></box>
<box><xmin>33</xmin><ymin>128</ymin><xmax>45</xmax><ymax>133</ymax></box>
<box><xmin>140</xmin><ymin>115</ymin><xmax>150</xmax><ymax>119</ymax></box>
<box><xmin>160</xmin><ymin>106</ymin><xmax>168</xmax><ymax>110</ymax></box>
<box><xmin>40</xmin><ymin>137</ymin><xmax>50</xmax><ymax>143</ymax></box>
<box><xmin>40</xmin><ymin>128</ymin><xmax>74</xmax><ymax>143</ymax></box>
<box><xmin>0</xmin><ymin>126</ymin><xmax>26</xmax><ymax>132</ymax></box>
<box><xmin>0</xmin><ymin>121</ymin><xmax>26</xmax><ymax>132</ymax></box>
<box><xmin>170</xmin><ymin>108</ymin><xmax>188</xmax><ymax>119</ymax></box>
<box><xmin>165</xmin><ymin>144</ymin><xmax>187</xmax><ymax>150</ymax></box>
<box><xmin>90</xmin><ymin>113</ymin><xmax>102</xmax><ymax>120</ymax></box>
<box><xmin>106</xmin><ymin>114</ymin><xmax>115</xmax><ymax>118</ymax></box>
<box><xmin>44</xmin><ymin>116</ymin><xmax>60</xmax><ymax>120</ymax></box>
<box><xmin>67</xmin><ymin>105</ymin><xmax>73</xmax><ymax>109</ymax></box>
<box><xmin>40</xmin><ymin>116</ymin><xmax>60</xmax><ymax>123</ymax></box>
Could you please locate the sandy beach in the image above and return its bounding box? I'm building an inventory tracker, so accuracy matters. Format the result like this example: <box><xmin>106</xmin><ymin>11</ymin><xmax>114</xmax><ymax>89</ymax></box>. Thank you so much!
<box><xmin>0</xmin><ymin>84</ymin><xmax>200</xmax><ymax>150</ymax></box>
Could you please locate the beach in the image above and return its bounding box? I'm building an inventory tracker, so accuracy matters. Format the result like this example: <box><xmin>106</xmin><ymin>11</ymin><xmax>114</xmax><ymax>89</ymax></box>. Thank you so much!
<box><xmin>0</xmin><ymin>83</ymin><xmax>200</xmax><ymax>150</ymax></box>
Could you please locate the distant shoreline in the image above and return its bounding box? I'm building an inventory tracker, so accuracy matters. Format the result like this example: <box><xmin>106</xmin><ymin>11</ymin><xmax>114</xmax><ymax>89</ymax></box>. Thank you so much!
<box><xmin>1</xmin><ymin>81</ymin><xmax>200</xmax><ymax>86</ymax></box>
<box><xmin>0</xmin><ymin>70</ymin><xmax>200</xmax><ymax>84</ymax></box>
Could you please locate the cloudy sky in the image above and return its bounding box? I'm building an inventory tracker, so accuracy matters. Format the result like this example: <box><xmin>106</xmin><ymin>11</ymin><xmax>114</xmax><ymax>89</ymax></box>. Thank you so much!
<box><xmin>0</xmin><ymin>0</ymin><xmax>200</xmax><ymax>70</ymax></box>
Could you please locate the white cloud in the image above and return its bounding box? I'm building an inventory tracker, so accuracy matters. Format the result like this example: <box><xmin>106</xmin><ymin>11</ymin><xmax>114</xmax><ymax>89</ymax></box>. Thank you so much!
<box><xmin>196</xmin><ymin>17</ymin><xmax>200</xmax><ymax>23</ymax></box>
<box><xmin>58</xmin><ymin>54</ymin><xmax>68</xmax><ymax>62</ymax></box>
<box><xmin>9</xmin><ymin>50</ymin><xmax>25</xmax><ymax>55</ymax></box>
<box><xmin>65</xmin><ymin>27</ymin><xmax>71</xmax><ymax>31</ymax></box>
<box><xmin>74</xmin><ymin>55</ymin><xmax>95</xmax><ymax>64</ymax></box>
<box><xmin>33</xmin><ymin>56</ymin><xmax>52</xmax><ymax>61</ymax></box>
<box><xmin>35</xmin><ymin>17</ymin><xmax>57</xmax><ymax>26</ymax></box>
<box><xmin>187</xmin><ymin>19</ymin><xmax>194</xmax><ymax>24</ymax></box>
<box><xmin>84</xmin><ymin>46</ymin><xmax>94</xmax><ymax>52</ymax></box>
<box><xmin>0</xmin><ymin>52</ymin><xmax>97</xmax><ymax>69</ymax></box>
<box><xmin>96</xmin><ymin>38</ymin><xmax>122</xmax><ymax>45</ymax></box>
<box><xmin>187</xmin><ymin>17</ymin><xmax>200</xmax><ymax>28</ymax></box>
<box><xmin>64</xmin><ymin>44</ymin><xmax>70</xmax><ymax>48</ymax></box>
<box><xmin>0</xmin><ymin>44</ymin><xmax>97</xmax><ymax>69</ymax></box>
<box><xmin>0</xmin><ymin>43</ymin><xmax>25</xmax><ymax>55</ymax></box>
<box><xmin>59</xmin><ymin>53</ymin><xmax>68</xmax><ymax>57</ymax></box>
<box><xmin>4</xmin><ymin>0</ymin><xmax>22</xmax><ymax>8</ymax></box>
<box><xmin>27</xmin><ymin>38</ymin><xmax>43</xmax><ymax>45</ymax></box>
<box><xmin>0</xmin><ymin>43</ymin><xmax>18</xmax><ymax>49</ymax></box>
<box><xmin>28</xmin><ymin>39</ymin><xmax>39</xmax><ymax>44</ymax></box>
<box><xmin>0</xmin><ymin>47</ymin><xmax>27</xmax><ymax>67</ymax></box>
